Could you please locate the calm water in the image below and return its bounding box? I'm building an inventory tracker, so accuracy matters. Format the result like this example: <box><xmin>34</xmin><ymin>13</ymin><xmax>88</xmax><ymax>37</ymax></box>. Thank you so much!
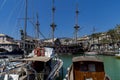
<box><xmin>59</xmin><ymin>54</ymin><xmax>120</xmax><ymax>80</ymax></box>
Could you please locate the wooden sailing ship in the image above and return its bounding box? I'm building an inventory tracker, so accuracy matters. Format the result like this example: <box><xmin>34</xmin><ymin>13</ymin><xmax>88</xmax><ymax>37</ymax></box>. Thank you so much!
<box><xmin>65</xmin><ymin>56</ymin><xmax>110</xmax><ymax>80</ymax></box>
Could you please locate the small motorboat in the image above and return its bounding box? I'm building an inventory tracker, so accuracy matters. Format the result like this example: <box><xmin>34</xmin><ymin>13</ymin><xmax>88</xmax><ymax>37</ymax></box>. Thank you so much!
<box><xmin>65</xmin><ymin>56</ymin><xmax>110</xmax><ymax>80</ymax></box>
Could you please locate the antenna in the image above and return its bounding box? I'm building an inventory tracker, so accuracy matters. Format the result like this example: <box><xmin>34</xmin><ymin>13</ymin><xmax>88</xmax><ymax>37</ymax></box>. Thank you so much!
<box><xmin>74</xmin><ymin>3</ymin><xmax>79</xmax><ymax>43</ymax></box>
<box><xmin>50</xmin><ymin>0</ymin><xmax>56</xmax><ymax>44</ymax></box>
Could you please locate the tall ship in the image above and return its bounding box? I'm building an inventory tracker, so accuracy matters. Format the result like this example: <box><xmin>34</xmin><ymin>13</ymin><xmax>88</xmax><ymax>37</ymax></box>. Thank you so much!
<box><xmin>44</xmin><ymin>2</ymin><xmax>84</xmax><ymax>54</ymax></box>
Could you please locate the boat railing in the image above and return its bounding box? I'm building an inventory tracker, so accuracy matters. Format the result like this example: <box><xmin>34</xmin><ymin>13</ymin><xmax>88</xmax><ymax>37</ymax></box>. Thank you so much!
<box><xmin>64</xmin><ymin>65</ymin><xmax>72</xmax><ymax>80</ymax></box>
<box><xmin>47</xmin><ymin>59</ymin><xmax>63</xmax><ymax>80</ymax></box>
<box><xmin>0</xmin><ymin>62</ymin><xmax>45</xmax><ymax>80</ymax></box>
<box><xmin>0</xmin><ymin>63</ymin><xmax>26</xmax><ymax>75</ymax></box>
<box><xmin>105</xmin><ymin>74</ymin><xmax>111</xmax><ymax>80</ymax></box>
<box><xmin>47</xmin><ymin>62</ymin><xmax>59</xmax><ymax>80</ymax></box>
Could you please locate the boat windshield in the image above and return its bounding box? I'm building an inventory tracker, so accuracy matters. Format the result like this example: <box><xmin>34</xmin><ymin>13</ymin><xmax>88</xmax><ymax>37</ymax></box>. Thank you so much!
<box><xmin>74</xmin><ymin>61</ymin><xmax>104</xmax><ymax>72</ymax></box>
<box><xmin>80</xmin><ymin>63</ymin><xmax>96</xmax><ymax>72</ymax></box>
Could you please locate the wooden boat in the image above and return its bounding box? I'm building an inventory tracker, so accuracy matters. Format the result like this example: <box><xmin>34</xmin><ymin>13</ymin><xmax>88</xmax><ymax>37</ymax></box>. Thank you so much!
<box><xmin>65</xmin><ymin>56</ymin><xmax>110</xmax><ymax>80</ymax></box>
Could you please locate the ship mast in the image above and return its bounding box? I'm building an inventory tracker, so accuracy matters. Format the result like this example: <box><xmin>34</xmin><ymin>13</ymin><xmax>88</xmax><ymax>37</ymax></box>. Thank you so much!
<box><xmin>35</xmin><ymin>13</ymin><xmax>40</xmax><ymax>47</ymax></box>
<box><xmin>50</xmin><ymin>0</ymin><xmax>56</xmax><ymax>45</ymax></box>
<box><xmin>36</xmin><ymin>14</ymin><xmax>40</xmax><ymax>39</ymax></box>
<box><xmin>23</xmin><ymin>0</ymin><xmax>28</xmax><ymax>55</ymax></box>
<box><xmin>74</xmin><ymin>3</ymin><xmax>79</xmax><ymax>43</ymax></box>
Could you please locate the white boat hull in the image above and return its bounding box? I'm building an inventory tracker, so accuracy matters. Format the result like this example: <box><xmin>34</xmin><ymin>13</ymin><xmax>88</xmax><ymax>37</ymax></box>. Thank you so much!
<box><xmin>85</xmin><ymin>51</ymin><xmax>98</xmax><ymax>55</ymax></box>
<box><xmin>115</xmin><ymin>54</ymin><xmax>120</xmax><ymax>58</ymax></box>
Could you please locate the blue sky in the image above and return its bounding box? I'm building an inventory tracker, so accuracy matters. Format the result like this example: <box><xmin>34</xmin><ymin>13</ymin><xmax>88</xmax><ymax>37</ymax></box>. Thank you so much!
<box><xmin>0</xmin><ymin>0</ymin><xmax>120</xmax><ymax>39</ymax></box>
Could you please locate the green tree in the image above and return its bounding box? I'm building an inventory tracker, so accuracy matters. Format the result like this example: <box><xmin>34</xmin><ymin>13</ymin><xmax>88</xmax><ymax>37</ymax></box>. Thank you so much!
<box><xmin>107</xmin><ymin>29</ymin><xmax>117</xmax><ymax>43</ymax></box>
<box><xmin>91</xmin><ymin>32</ymin><xmax>102</xmax><ymax>44</ymax></box>
<box><xmin>115</xmin><ymin>24</ymin><xmax>120</xmax><ymax>41</ymax></box>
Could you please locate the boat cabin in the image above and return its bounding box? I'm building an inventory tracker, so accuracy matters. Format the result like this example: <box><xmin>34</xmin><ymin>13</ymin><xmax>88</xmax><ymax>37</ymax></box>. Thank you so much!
<box><xmin>72</xmin><ymin>56</ymin><xmax>106</xmax><ymax>80</ymax></box>
<box><xmin>22</xmin><ymin>56</ymin><xmax>60</xmax><ymax>80</ymax></box>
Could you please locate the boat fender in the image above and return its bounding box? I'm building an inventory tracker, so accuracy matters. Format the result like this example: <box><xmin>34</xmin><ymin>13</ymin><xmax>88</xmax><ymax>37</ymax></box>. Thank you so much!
<box><xmin>65</xmin><ymin>74</ymin><xmax>68</xmax><ymax>78</ymax></box>
<box><xmin>67</xmin><ymin>67</ymin><xmax>70</xmax><ymax>71</ymax></box>
<box><xmin>34</xmin><ymin>48</ymin><xmax>45</xmax><ymax>56</ymax></box>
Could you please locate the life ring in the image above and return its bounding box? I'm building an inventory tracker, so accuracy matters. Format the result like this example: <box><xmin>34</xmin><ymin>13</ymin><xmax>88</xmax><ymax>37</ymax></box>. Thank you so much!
<box><xmin>40</xmin><ymin>48</ymin><xmax>45</xmax><ymax>56</ymax></box>
<box><xmin>34</xmin><ymin>48</ymin><xmax>41</xmax><ymax>56</ymax></box>
<box><xmin>34</xmin><ymin>47</ymin><xmax>45</xmax><ymax>56</ymax></box>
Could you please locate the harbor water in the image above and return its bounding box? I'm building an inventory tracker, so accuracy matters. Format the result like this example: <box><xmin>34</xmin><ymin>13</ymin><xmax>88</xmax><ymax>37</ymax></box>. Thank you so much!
<box><xmin>1</xmin><ymin>54</ymin><xmax>120</xmax><ymax>80</ymax></box>
<box><xmin>59</xmin><ymin>54</ymin><xmax>120</xmax><ymax>80</ymax></box>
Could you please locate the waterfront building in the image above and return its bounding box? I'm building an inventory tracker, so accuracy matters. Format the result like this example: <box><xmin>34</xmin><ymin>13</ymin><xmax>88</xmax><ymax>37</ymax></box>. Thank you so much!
<box><xmin>78</xmin><ymin>32</ymin><xmax>120</xmax><ymax>52</ymax></box>
<box><xmin>0</xmin><ymin>34</ymin><xmax>18</xmax><ymax>52</ymax></box>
